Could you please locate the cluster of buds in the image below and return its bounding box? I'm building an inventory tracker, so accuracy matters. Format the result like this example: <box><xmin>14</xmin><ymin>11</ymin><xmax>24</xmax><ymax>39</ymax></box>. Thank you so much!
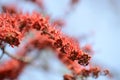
<box><xmin>63</xmin><ymin>67</ymin><xmax>110</xmax><ymax>80</ymax></box>
<box><xmin>0</xmin><ymin>12</ymin><xmax>91</xmax><ymax>66</ymax></box>
<box><xmin>0</xmin><ymin>0</ymin><xmax>111</xmax><ymax>79</ymax></box>
<box><xmin>0</xmin><ymin>12</ymin><xmax>91</xmax><ymax>79</ymax></box>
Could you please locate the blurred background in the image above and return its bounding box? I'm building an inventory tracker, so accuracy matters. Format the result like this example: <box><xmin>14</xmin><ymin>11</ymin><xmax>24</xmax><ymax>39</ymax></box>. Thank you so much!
<box><xmin>0</xmin><ymin>0</ymin><xmax>120</xmax><ymax>80</ymax></box>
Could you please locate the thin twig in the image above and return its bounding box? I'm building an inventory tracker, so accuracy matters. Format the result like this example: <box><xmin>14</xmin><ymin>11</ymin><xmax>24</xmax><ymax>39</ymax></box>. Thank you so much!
<box><xmin>0</xmin><ymin>52</ymin><xmax>4</xmax><ymax>60</ymax></box>
<box><xmin>4</xmin><ymin>50</ymin><xmax>30</xmax><ymax>63</ymax></box>
<box><xmin>3</xmin><ymin>48</ymin><xmax>40</xmax><ymax>64</ymax></box>
<box><xmin>0</xmin><ymin>43</ymin><xmax>5</xmax><ymax>60</ymax></box>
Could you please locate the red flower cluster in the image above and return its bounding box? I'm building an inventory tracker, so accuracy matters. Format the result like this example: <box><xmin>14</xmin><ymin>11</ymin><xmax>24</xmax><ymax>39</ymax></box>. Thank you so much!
<box><xmin>0</xmin><ymin>0</ymin><xmax>111</xmax><ymax>79</ymax></box>
<box><xmin>0</xmin><ymin>12</ymin><xmax>92</xmax><ymax>79</ymax></box>
<box><xmin>0</xmin><ymin>12</ymin><xmax>91</xmax><ymax>65</ymax></box>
